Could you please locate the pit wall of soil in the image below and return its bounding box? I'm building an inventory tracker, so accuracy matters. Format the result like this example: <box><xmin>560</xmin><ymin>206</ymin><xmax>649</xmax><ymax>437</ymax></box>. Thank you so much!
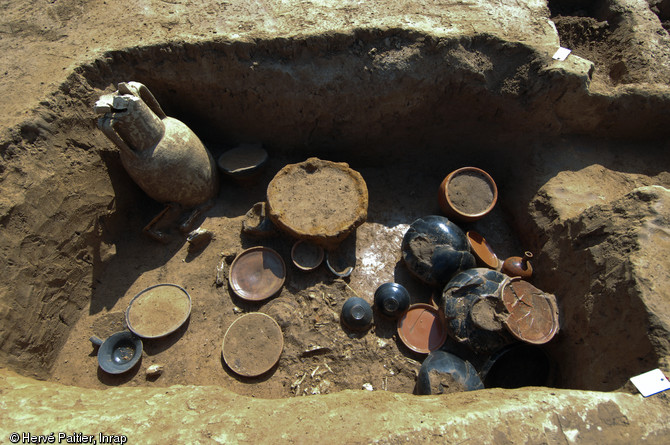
<box><xmin>0</xmin><ymin>28</ymin><xmax>669</xmax><ymax>391</ymax></box>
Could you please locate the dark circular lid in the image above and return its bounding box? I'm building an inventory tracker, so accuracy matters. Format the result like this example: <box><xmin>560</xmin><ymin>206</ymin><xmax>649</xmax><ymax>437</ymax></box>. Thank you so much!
<box><xmin>397</xmin><ymin>304</ymin><xmax>447</xmax><ymax>354</ymax></box>
<box><xmin>374</xmin><ymin>283</ymin><xmax>410</xmax><ymax>319</ymax></box>
<box><xmin>501</xmin><ymin>279</ymin><xmax>560</xmax><ymax>344</ymax></box>
<box><xmin>222</xmin><ymin>312</ymin><xmax>284</xmax><ymax>377</ymax></box>
<box><xmin>229</xmin><ymin>247</ymin><xmax>286</xmax><ymax>301</ymax></box>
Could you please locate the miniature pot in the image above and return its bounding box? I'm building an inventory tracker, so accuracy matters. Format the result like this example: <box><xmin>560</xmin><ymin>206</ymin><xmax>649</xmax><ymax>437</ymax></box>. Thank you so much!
<box><xmin>501</xmin><ymin>251</ymin><xmax>533</xmax><ymax>279</ymax></box>
<box><xmin>401</xmin><ymin>215</ymin><xmax>476</xmax><ymax>287</ymax></box>
<box><xmin>438</xmin><ymin>167</ymin><xmax>497</xmax><ymax>222</ymax></box>
<box><xmin>374</xmin><ymin>283</ymin><xmax>411</xmax><ymax>319</ymax></box>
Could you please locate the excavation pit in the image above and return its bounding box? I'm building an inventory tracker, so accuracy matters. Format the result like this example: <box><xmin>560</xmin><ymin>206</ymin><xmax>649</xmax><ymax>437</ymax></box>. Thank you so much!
<box><xmin>2</xmin><ymin>2</ymin><xmax>670</xmax><ymax>440</ymax></box>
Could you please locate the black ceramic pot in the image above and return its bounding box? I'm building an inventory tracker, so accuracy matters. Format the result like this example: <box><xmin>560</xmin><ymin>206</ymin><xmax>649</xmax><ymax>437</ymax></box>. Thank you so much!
<box><xmin>401</xmin><ymin>215</ymin><xmax>476</xmax><ymax>287</ymax></box>
<box><xmin>416</xmin><ymin>350</ymin><xmax>484</xmax><ymax>395</ymax></box>
<box><xmin>441</xmin><ymin>268</ymin><xmax>515</xmax><ymax>356</ymax></box>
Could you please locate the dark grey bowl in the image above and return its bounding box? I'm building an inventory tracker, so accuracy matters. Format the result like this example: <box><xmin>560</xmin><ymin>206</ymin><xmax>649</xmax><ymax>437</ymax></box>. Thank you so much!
<box><xmin>90</xmin><ymin>331</ymin><xmax>143</xmax><ymax>375</ymax></box>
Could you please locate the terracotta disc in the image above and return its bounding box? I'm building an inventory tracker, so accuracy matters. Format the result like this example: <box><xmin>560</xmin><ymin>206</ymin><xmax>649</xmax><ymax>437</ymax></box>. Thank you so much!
<box><xmin>397</xmin><ymin>304</ymin><xmax>448</xmax><ymax>354</ymax></box>
<box><xmin>266</xmin><ymin>158</ymin><xmax>368</xmax><ymax>248</ymax></box>
<box><xmin>222</xmin><ymin>313</ymin><xmax>284</xmax><ymax>377</ymax></box>
<box><xmin>229</xmin><ymin>247</ymin><xmax>286</xmax><ymax>301</ymax></box>
<box><xmin>125</xmin><ymin>284</ymin><xmax>191</xmax><ymax>338</ymax></box>
<box><xmin>501</xmin><ymin>279</ymin><xmax>560</xmax><ymax>344</ymax></box>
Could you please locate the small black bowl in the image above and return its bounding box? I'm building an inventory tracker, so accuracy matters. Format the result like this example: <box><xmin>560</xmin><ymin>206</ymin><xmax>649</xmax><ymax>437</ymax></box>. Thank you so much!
<box><xmin>341</xmin><ymin>297</ymin><xmax>373</xmax><ymax>331</ymax></box>
<box><xmin>374</xmin><ymin>283</ymin><xmax>410</xmax><ymax>319</ymax></box>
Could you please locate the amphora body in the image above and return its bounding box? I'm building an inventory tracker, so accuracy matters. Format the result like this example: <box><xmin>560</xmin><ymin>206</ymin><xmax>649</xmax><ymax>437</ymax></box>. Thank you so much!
<box><xmin>96</xmin><ymin>82</ymin><xmax>218</xmax><ymax>207</ymax></box>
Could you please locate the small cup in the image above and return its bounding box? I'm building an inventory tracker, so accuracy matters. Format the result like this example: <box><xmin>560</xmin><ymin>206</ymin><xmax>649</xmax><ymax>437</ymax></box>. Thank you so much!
<box><xmin>374</xmin><ymin>283</ymin><xmax>410</xmax><ymax>319</ymax></box>
<box><xmin>341</xmin><ymin>297</ymin><xmax>373</xmax><ymax>331</ymax></box>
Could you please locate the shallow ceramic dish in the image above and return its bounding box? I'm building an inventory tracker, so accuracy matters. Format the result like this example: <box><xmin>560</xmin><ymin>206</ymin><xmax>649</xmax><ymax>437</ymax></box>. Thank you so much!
<box><xmin>217</xmin><ymin>143</ymin><xmax>268</xmax><ymax>181</ymax></box>
<box><xmin>397</xmin><ymin>303</ymin><xmax>448</xmax><ymax>354</ymax></box>
<box><xmin>125</xmin><ymin>283</ymin><xmax>192</xmax><ymax>338</ymax></box>
<box><xmin>291</xmin><ymin>240</ymin><xmax>324</xmax><ymax>271</ymax></box>
<box><xmin>466</xmin><ymin>231</ymin><xmax>499</xmax><ymax>269</ymax></box>
<box><xmin>229</xmin><ymin>247</ymin><xmax>286</xmax><ymax>301</ymax></box>
<box><xmin>222</xmin><ymin>312</ymin><xmax>284</xmax><ymax>377</ymax></box>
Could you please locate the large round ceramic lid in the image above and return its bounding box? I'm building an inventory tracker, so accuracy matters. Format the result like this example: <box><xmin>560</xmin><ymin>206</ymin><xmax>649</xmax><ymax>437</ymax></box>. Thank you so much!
<box><xmin>125</xmin><ymin>284</ymin><xmax>191</xmax><ymax>338</ymax></box>
<box><xmin>229</xmin><ymin>247</ymin><xmax>286</xmax><ymax>301</ymax></box>
<box><xmin>501</xmin><ymin>279</ymin><xmax>560</xmax><ymax>344</ymax></box>
<box><xmin>266</xmin><ymin>158</ymin><xmax>368</xmax><ymax>248</ymax></box>
<box><xmin>222</xmin><ymin>312</ymin><xmax>284</xmax><ymax>377</ymax></box>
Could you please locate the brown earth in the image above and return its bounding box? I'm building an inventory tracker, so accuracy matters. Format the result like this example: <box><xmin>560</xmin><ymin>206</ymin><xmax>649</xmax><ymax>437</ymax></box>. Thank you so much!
<box><xmin>1</xmin><ymin>0</ymin><xmax>670</xmax><ymax>442</ymax></box>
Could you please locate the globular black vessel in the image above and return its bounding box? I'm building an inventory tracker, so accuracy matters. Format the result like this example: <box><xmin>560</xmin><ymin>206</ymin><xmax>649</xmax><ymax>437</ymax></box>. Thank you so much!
<box><xmin>401</xmin><ymin>215</ymin><xmax>476</xmax><ymax>287</ymax></box>
<box><xmin>416</xmin><ymin>350</ymin><xmax>484</xmax><ymax>395</ymax></box>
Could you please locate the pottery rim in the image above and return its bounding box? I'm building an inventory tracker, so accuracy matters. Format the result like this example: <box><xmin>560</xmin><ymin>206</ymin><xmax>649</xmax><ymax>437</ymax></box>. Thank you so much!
<box><xmin>439</xmin><ymin>166</ymin><xmax>498</xmax><ymax>222</ymax></box>
<box><xmin>291</xmin><ymin>239</ymin><xmax>324</xmax><ymax>271</ymax></box>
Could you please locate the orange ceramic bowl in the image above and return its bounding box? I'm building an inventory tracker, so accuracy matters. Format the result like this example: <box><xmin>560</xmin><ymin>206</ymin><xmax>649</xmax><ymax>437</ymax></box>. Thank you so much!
<box><xmin>438</xmin><ymin>167</ymin><xmax>498</xmax><ymax>222</ymax></box>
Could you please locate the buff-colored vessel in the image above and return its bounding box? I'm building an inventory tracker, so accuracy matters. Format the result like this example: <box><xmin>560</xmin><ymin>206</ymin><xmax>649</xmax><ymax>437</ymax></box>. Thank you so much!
<box><xmin>96</xmin><ymin>82</ymin><xmax>218</xmax><ymax>206</ymax></box>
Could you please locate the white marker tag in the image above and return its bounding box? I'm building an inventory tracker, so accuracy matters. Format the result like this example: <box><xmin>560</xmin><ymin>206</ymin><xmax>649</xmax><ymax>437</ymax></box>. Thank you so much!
<box><xmin>630</xmin><ymin>369</ymin><xmax>670</xmax><ymax>397</ymax></box>
<box><xmin>552</xmin><ymin>47</ymin><xmax>572</xmax><ymax>61</ymax></box>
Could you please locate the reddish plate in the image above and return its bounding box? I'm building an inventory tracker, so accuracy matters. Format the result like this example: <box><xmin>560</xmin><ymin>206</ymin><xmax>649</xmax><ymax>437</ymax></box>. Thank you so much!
<box><xmin>502</xmin><ymin>279</ymin><xmax>560</xmax><ymax>344</ymax></box>
<box><xmin>229</xmin><ymin>247</ymin><xmax>286</xmax><ymax>301</ymax></box>
<box><xmin>397</xmin><ymin>304</ymin><xmax>448</xmax><ymax>354</ymax></box>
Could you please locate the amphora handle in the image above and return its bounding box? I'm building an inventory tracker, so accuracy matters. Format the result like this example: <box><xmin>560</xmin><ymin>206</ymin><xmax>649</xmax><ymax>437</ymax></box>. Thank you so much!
<box><xmin>118</xmin><ymin>82</ymin><xmax>167</xmax><ymax>119</ymax></box>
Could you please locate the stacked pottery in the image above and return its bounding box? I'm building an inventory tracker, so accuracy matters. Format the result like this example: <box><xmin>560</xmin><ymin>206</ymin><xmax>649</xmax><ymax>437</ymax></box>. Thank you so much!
<box><xmin>440</xmin><ymin>268</ymin><xmax>516</xmax><ymax>356</ymax></box>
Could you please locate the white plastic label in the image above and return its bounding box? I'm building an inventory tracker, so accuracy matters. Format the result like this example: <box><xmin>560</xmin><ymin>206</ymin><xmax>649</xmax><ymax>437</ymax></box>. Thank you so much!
<box><xmin>630</xmin><ymin>369</ymin><xmax>670</xmax><ymax>397</ymax></box>
<box><xmin>552</xmin><ymin>47</ymin><xmax>572</xmax><ymax>61</ymax></box>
